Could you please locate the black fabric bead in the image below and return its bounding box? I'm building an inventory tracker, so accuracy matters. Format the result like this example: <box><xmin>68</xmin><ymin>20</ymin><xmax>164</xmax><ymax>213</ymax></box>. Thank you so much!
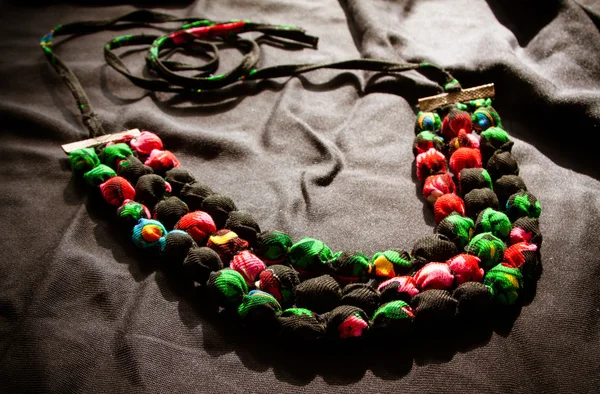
<box><xmin>180</xmin><ymin>180</ymin><xmax>214</xmax><ymax>211</ymax></box>
<box><xmin>480</xmin><ymin>138</ymin><xmax>513</xmax><ymax>165</ymax></box>
<box><xmin>458</xmin><ymin>168</ymin><xmax>492</xmax><ymax>196</ymax></box>
<box><xmin>160</xmin><ymin>230</ymin><xmax>196</xmax><ymax>266</ymax></box>
<box><xmin>494</xmin><ymin>175</ymin><xmax>527</xmax><ymax>208</ymax></box>
<box><xmin>294</xmin><ymin>275</ymin><xmax>342</xmax><ymax>314</ymax></box>
<box><xmin>278</xmin><ymin>309</ymin><xmax>325</xmax><ymax>342</ymax></box>
<box><xmin>340</xmin><ymin>283</ymin><xmax>380</xmax><ymax>318</ymax></box>
<box><xmin>411</xmin><ymin>289</ymin><xmax>458</xmax><ymax>329</ymax></box>
<box><xmin>135</xmin><ymin>174</ymin><xmax>170</xmax><ymax>209</ymax></box>
<box><xmin>165</xmin><ymin>167</ymin><xmax>196</xmax><ymax>196</ymax></box>
<box><xmin>238</xmin><ymin>294</ymin><xmax>281</xmax><ymax>335</ymax></box>
<box><xmin>511</xmin><ymin>217</ymin><xmax>543</xmax><ymax>248</ymax></box>
<box><xmin>486</xmin><ymin>150</ymin><xmax>519</xmax><ymax>180</ymax></box>
<box><xmin>371</xmin><ymin>301</ymin><xmax>414</xmax><ymax>338</ymax></box>
<box><xmin>201</xmin><ymin>194</ymin><xmax>237</xmax><ymax>229</ymax></box>
<box><xmin>411</xmin><ymin>234</ymin><xmax>458</xmax><ymax>270</ymax></box>
<box><xmin>379</xmin><ymin>279</ymin><xmax>415</xmax><ymax>304</ymax></box>
<box><xmin>452</xmin><ymin>282</ymin><xmax>493</xmax><ymax>319</ymax></box>
<box><xmin>224</xmin><ymin>211</ymin><xmax>261</xmax><ymax>245</ymax></box>
<box><xmin>258</xmin><ymin>264</ymin><xmax>300</xmax><ymax>309</ymax></box>
<box><xmin>182</xmin><ymin>247</ymin><xmax>223</xmax><ymax>284</ymax></box>
<box><xmin>117</xmin><ymin>155</ymin><xmax>153</xmax><ymax>186</ymax></box>
<box><xmin>153</xmin><ymin>197</ymin><xmax>189</xmax><ymax>230</ymax></box>
<box><xmin>324</xmin><ymin>305</ymin><xmax>369</xmax><ymax>339</ymax></box>
<box><xmin>506</xmin><ymin>191</ymin><xmax>541</xmax><ymax>221</ymax></box>
<box><xmin>464</xmin><ymin>188</ymin><xmax>499</xmax><ymax>219</ymax></box>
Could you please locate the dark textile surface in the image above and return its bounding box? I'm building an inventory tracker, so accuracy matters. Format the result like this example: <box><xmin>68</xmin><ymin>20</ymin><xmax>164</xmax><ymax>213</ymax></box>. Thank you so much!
<box><xmin>1</xmin><ymin>0</ymin><xmax>599</xmax><ymax>392</ymax></box>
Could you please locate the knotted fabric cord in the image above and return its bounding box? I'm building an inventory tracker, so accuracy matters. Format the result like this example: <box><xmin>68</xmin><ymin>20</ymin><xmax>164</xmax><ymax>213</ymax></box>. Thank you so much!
<box><xmin>41</xmin><ymin>10</ymin><xmax>461</xmax><ymax>138</ymax></box>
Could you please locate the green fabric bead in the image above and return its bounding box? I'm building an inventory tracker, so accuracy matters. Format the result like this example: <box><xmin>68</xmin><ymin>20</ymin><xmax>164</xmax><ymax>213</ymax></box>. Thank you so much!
<box><xmin>476</xmin><ymin>208</ymin><xmax>512</xmax><ymax>239</ymax></box>
<box><xmin>100</xmin><ymin>143</ymin><xmax>133</xmax><ymax>169</ymax></box>
<box><xmin>208</xmin><ymin>269</ymin><xmax>248</xmax><ymax>308</ymax></box>
<box><xmin>330</xmin><ymin>251</ymin><xmax>373</xmax><ymax>281</ymax></box>
<box><xmin>371</xmin><ymin>249</ymin><xmax>412</xmax><ymax>279</ymax></box>
<box><xmin>69</xmin><ymin>148</ymin><xmax>100</xmax><ymax>174</ymax></box>
<box><xmin>465</xmin><ymin>232</ymin><xmax>505</xmax><ymax>269</ymax></box>
<box><xmin>481</xmin><ymin>127</ymin><xmax>509</xmax><ymax>145</ymax></box>
<box><xmin>83</xmin><ymin>164</ymin><xmax>116</xmax><ymax>187</ymax></box>
<box><xmin>507</xmin><ymin>192</ymin><xmax>542</xmax><ymax>220</ymax></box>
<box><xmin>437</xmin><ymin>213</ymin><xmax>475</xmax><ymax>250</ymax></box>
<box><xmin>484</xmin><ymin>264</ymin><xmax>523</xmax><ymax>305</ymax></box>
<box><xmin>372</xmin><ymin>300</ymin><xmax>413</xmax><ymax>321</ymax></box>
<box><xmin>238</xmin><ymin>290</ymin><xmax>282</xmax><ymax>320</ymax></box>
<box><xmin>255</xmin><ymin>231</ymin><xmax>293</xmax><ymax>262</ymax></box>
<box><xmin>116</xmin><ymin>200</ymin><xmax>149</xmax><ymax>227</ymax></box>
<box><xmin>288</xmin><ymin>237</ymin><xmax>333</xmax><ymax>273</ymax></box>
<box><xmin>282</xmin><ymin>307</ymin><xmax>314</xmax><ymax>317</ymax></box>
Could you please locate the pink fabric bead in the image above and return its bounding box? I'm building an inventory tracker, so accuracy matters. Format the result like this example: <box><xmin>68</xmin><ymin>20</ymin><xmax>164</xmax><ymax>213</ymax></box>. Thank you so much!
<box><xmin>447</xmin><ymin>254</ymin><xmax>484</xmax><ymax>285</ymax></box>
<box><xmin>377</xmin><ymin>276</ymin><xmax>420</xmax><ymax>298</ymax></box>
<box><xmin>230</xmin><ymin>250</ymin><xmax>266</xmax><ymax>286</ymax></box>
<box><xmin>414</xmin><ymin>262</ymin><xmax>454</xmax><ymax>290</ymax></box>
<box><xmin>144</xmin><ymin>149</ymin><xmax>180</xmax><ymax>172</ymax></box>
<box><xmin>130</xmin><ymin>131</ymin><xmax>163</xmax><ymax>156</ymax></box>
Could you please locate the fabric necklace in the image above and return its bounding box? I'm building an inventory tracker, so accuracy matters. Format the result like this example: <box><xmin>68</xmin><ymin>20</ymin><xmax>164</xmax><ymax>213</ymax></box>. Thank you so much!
<box><xmin>42</xmin><ymin>10</ymin><xmax>542</xmax><ymax>343</ymax></box>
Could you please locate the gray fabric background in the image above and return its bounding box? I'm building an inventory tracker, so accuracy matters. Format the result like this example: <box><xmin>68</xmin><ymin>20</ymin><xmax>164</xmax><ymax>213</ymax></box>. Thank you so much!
<box><xmin>1</xmin><ymin>0</ymin><xmax>599</xmax><ymax>392</ymax></box>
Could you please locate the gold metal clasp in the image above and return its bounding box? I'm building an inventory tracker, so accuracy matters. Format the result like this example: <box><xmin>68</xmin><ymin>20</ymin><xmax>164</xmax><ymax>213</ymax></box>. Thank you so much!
<box><xmin>418</xmin><ymin>83</ymin><xmax>495</xmax><ymax>111</ymax></box>
<box><xmin>61</xmin><ymin>129</ymin><xmax>141</xmax><ymax>154</ymax></box>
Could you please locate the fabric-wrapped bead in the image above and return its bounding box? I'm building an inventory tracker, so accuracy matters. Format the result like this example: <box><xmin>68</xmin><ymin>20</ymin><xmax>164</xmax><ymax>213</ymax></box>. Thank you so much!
<box><xmin>411</xmin><ymin>234</ymin><xmax>458</xmax><ymax>269</ymax></box>
<box><xmin>479</xmin><ymin>127</ymin><xmax>511</xmax><ymax>163</ymax></box>
<box><xmin>254</xmin><ymin>231</ymin><xmax>293</xmax><ymax>265</ymax></box>
<box><xmin>230</xmin><ymin>250</ymin><xmax>266</xmax><ymax>286</ymax></box>
<box><xmin>413</xmin><ymin>131</ymin><xmax>445</xmax><ymax>156</ymax></box>
<box><xmin>472</xmin><ymin>106</ymin><xmax>501</xmax><ymax>132</ymax></box>
<box><xmin>84</xmin><ymin>164</ymin><xmax>116</xmax><ymax>187</ymax></box>
<box><xmin>411</xmin><ymin>289</ymin><xmax>457</xmax><ymax>329</ymax></box>
<box><xmin>503</xmin><ymin>242</ymin><xmax>540</xmax><ymax>280</ymax></box>
<box><xmin>69</xmin><ymin>148</ymin><xmax>100</xmax><ymax>174</ymax></box>
<box><xmin>371</xmin><ymin>300</ymin><xmax>414</xmax><ymax>336</ymax></box>
<box><xmin>100</xmin><ymin>143</ymin><xmax>133</xmax><ymax>169</ymax></box>
<box><xmin>201</xmin><ymin>194</ymin><xmax>237</xmax><ymax>229</ymax></box>
<box><xmin>174</xmin><ymin>211</ymin><xmax>217</xmax><ymax>244</ymax></box>
<box><xmin>452</xmin><ymin>282</ymin><xmax>494</xmax><ymax>318</ymax></box>
<box><xmin>206</xmin><ymin>229</ymin><xmax>249</xmax><ymax>265</ymax></box>
<box><xmin>433</xmin><ymin>193</ymin><xmax>466</xmax><ymax>224</ymax></box>
<box><xmin>165</xmin><ymin>167</ymin><xmax>196</xmax><ymax>196</ymax></box>
<box><xmin>294</xmin><ymin>274</ymin><xmax>341</xmax><ymax>314</ymax></box>
<box><xmin>448</xmin><ymin>129</ymin><xmax>479</xmax><ymax>156</ymax></box>
<box><xmin>341</xmin><ymin>283</ymin><xmax>380</xmax><ymax>317</ymax></box>
<box><xmin>237</xmin><ymin>290</ymin><xmax>282</xmax><ymax>332</ymax></box>
<box><xmin>224</xmin><ymin>211</ymin><xmax>261</xmax><ymax>245</ymax></box>
<box><xmin>182</xmin><ymin>247</ymin><xmax>223</xmax><ymax>284</ymax></box>
<box><xmin>465</xmin><ymin>232</ymin><xmax>505</xmax><ymax>269</ymax></box>
<box><xmin>256</xmin><ymin>265</ymin><xmax>300</xmax><ymax>308</ymax></box>
<box><xmin>378</xmin><ymin>276</ymin><xmax>419</xmax><ymax>304</ymax></box>
<box><xmin>160</xmin><ymin>230</ymin><xmax>195</xmax><ymax>266</ymax></box>
<box><xmin>325</xmin><ymin>305</ymin><xmax>369</xmax><ymax>339</ymax></box>
<box><xmin>458</xmin><ymin>168</ymin><xmax>493</xmax><ymax>196</ymax></box>
<box><xmin>207</xmin><ymin>269</ymin><xmax>248</xmax><ymax>308</ymax></box>
<box><xmin>414</xmin><ymin>111</ymin><xmax>442</xmax><ymax>133</ymax></box>
<box><xmin>288</xmin><ymin>237</ymin><xmax>333</xmax><ymax>275</ymax></box>
<box><xmin>484</xmin><ymin>264</ymin><xmax>523</xmax><ymax>305</ymax></box>
<box><xmin>372</xmin><ymin>249</ymin><xmax>412</xmax><ymax>279</ymax></box>
<box><xmin>100</xmin><ymin>176</ymin><xmax>135</xmax><ymax>206</ymax></box>
<box><xmin>416</xmin><ymin>148</ymin><xmax>447</xmax><ymax>181</ymax></box>
<box><xmin>153</xmin><ymin>197</ymin><xmax>189</xmax><ymax>230</ymax></box>
<box><xmin>423</xmin><ymin>173</ymin><xmax>456</xmax><ymax>205</ymax></box>
<box><xmin>441</xmin><ymin>109</ymin><xmax>473</xmax><ymax>140</ymax></box>
<box><xmin>132</xmin><ymin>218</ymin><xmax>167</xmax><ymax>250</ymax></box>
<box><xmin>179</xmin><ymin>181</ymin><xmax>214</xmax><ymax>211</ymax></box>
<box><xmin>486</xmin><ymin>150</ymin><xmax>519</xmax><ymax>180</ymax></box>
<box><xmin>278</xmin><ymin>308</ymin><xmax>325</xmax><ymax>342</ymax></box>
<box><xmin>329</xmin><ymin>251</ymin><xmax>373</xmax><ymax>283</ymax></box>
<box><xmin>436</xmin><ymin>213</ymin><xmax>475</xmax><ymax>249</ymax></box>
<box><xmin>144</xmin><ymin>149</ymin><xmax>180</xmax><ymax>173</ymax></box>
<box><xmin>475</xmin><ymin>208</ymin><xmax>512</xmax><ymax>239</ymax></box>
<box><xmin>447</xmin><ymin>254</ymin><xmax>484</xmax><ymax>285</ymax></box>
<box><xmin>506</xmin><ymin>191</ymin><xmax>542</xmax><ymax>221</ymax></box>
<box><xmin>510</xmin><ymin>217</ymin><xmax>542</xmax><ymax>247</ymax></box>
<box><xmin>116</xmin><ymin>200</ymin><xmax>151</xmax><ymax>228</ymax></box>
<box><xmin>129</xmin><ymin>131</ymin><xmax>163</xmax><ymax>156</ymax></box>
<box><xmin>449</xmin><ymin>147</ymin><xmax>482</xmax><ymax>176</ymax></box>
<box><xmin>414</xmin><ymin>262</ymin><xmax>454</xmax><ymax>291</ymax></box>
<box><xmin>117</xmin><ymin>155</ymin><xmax>153</xmax><ymax>187</ymax></box>
<box><xmin>135</xmin><ymin>174</ymin><xmax>171</xmax><ymax>209</ymax></box>
<box><xmin>464</xmin><ymin>188</ymin><xmax>499</xmax><ymax>219</ymax></box>
<box><xmin>494</xmin><ymin>175</ymin><xmax>527</xmax><ymax>208</ymax></box>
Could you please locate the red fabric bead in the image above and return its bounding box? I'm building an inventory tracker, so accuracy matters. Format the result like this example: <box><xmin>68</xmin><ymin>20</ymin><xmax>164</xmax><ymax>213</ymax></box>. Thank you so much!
<box><xmin>377</xmin><ymin>276</ymin><xmax>420</xmax><ymax>298</ymax></box>
<box><xmin>230</xmin><ymin>250</ymin><xmax>267</xmax><ymax>286</ymax></box>
<box><xmin>503</xmin><ymin>242</ymin><xmax>538</xmax><ymax>268</ymax></box>
<box><xmin>416</xmin><ymin>148</ymin><xmax>447</xmax><ymax>181</ymax></box>
<box><xmin>413</xmin><ymin>262</ymin><xmax>454</xmax><ymax>291</ymax></box>
<box><xmin>144</xmin><ymin>149</ymin><xmax>180</xmax><ymax>172</ymax></box>
<box><xmin>433</xmin><ymin>194</ymin><xmax>466</xmax><ymax>224</ymax></box>
<box><xmin>448</xmin><ymin>129</ymin><xmax>480</xmax><ymax>156</ymax></box>
<box><xmin>130</xmin><ymin>131</ymin><xmax>164</xmax><ymax>156</ymax></box>
<box><xmin>174</xmin><ymin>211</ymin><xmax>217</xmax><ymax>244</ymax></box>
<box><xmin>99</xmin><ymin>176</ymin><xmax>135</xmax><ymax>207</ymax></box>
<box><xmin>423</xmin><ymin>173</ymin><xmax>456</xmax><ymax>205</ymax></box>
<box><xmin>447</xmin><ymin>254</ymin><xmax>484</xmax><ymax>285</ymax></box>
<box><xmin>442</xmin><ymin>110</ymin><xmax>473</xmax><ymax>140</ymax></box>
<box><xmin>449</xmin><ymin>147</ymin><xmax>482</xmax><ymax>176</ymax></box>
